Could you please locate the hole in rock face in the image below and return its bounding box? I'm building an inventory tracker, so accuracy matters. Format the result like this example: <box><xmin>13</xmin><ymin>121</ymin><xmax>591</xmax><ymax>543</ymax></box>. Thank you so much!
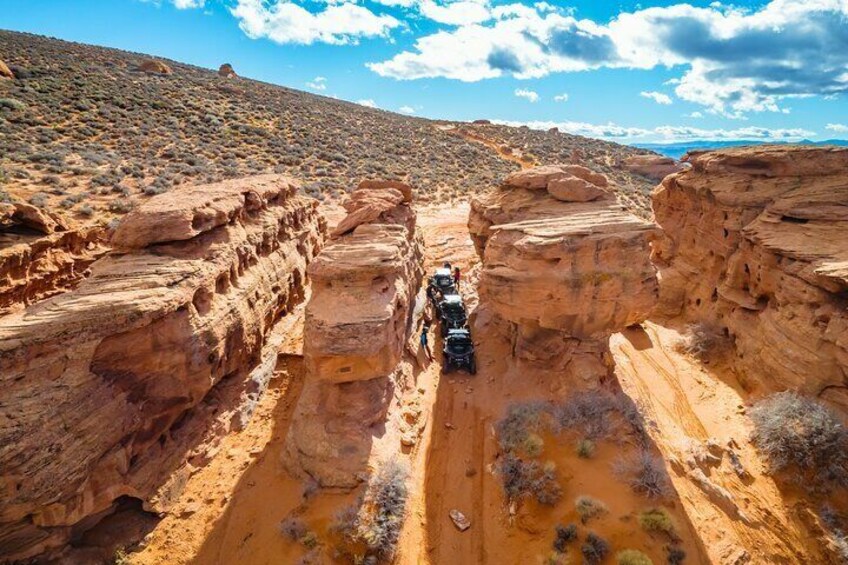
<box><xmin>711</xmin><ymin>289</ymin><xmax>718</xmax><ymax>302</ymax></box>
<box><xmin>193</xmin><ymin>286</ymin><xmax>213</xmax><ymax>316</ymax></box>
<box><xmin>780</xmin><ymin>215</ymin><xmax>809</xmax><ymax>224</ymax></box>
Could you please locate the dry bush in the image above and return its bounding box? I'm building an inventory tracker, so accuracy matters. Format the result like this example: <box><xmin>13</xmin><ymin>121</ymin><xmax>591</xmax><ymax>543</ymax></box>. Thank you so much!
<box><xmin>667</xmin><ymin>546</ymin><xmax>686</xmax><ymax>565</ymax></box>
<box><xmin>332</xmin><ymin>461</ymin><xmax>409</xmax><ymax>562</ymax></box>
<box><xmin>554</xmin><ymin>391</ymin><xmax>647</xmax><ymax>444</ymax></box>
<box><xmin>582</xmin><ymin>532</ymin><xmax>611</xmax><ymax>565</ymax></box>
<box><xmin>499</xmin><ymin>453</ymin><xmax>562</xmax><ymax>506</ymax></box>
<box><xmin>575</xmin><ymin>495</ymin><xmax>608</xmax><ymax>524</ymax></box>
<box><xmin>552</xmin><ymin>523</ymin><xmax>578</xmax><ymax>552</ymax></box>
<box><xmin>496</xmin><ymin>401</ymin><xmax>549</xmax><ymax>453</ymax></box>
<box><xmin>675</xmin><ymin>322</ymin><xmax>730</xmax><ymax>363</ymax></box>
<box><xmin>749</xmin><ymin>392</ymin><xmax>848</xmax><ymax>487</ymax></box>
<box><xmin>278</xmin><ymin>516</ymin><xmax>308</xmax><ymax>541</ymax></box>
<box><xmin>617</xmin><ymin>549</ymin><xmax>653</xmax><ymax>565</ymax></box>
<box><xmin>613</xmin><ymin>451</ymin><xmax>671</xmax><ymax>499</ymax></box>
<box><xmin>577</xmin><ymin>438</ymin><xmax>595</xmax><ymax>459</ymax></box>
<box><xmin>637</xmin><ymin>508</ymin><xmax>676</xmax><ymax>538</ymax></box>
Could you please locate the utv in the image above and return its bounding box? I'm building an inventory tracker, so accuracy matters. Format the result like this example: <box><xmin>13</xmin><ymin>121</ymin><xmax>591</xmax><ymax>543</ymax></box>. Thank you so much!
<box><xmin>428</xmin><ymin>268</ymin><xmax>456</xmax><ymax>306</ymax></box>
<box><xmin>438</xmin><ymin>294</ymin><xmax>468</xmax><ymax>337</ymax></box>
<box><xmin>443</xmin><ymin>328</ymin><xmax>476</xmax><ymax>375</ymax></box>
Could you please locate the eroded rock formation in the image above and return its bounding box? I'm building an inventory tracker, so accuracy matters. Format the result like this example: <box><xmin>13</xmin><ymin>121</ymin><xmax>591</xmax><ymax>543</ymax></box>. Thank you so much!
<box><xmin>1</xmin><ymin>201</ymin><xmax>110</xmax><ymax>314</ymax></box>
<box><xmin>137</xmin><ymin>59</ymin><xmax>172</xmax><ymax>75</ymax></box>
<box><xmin>470</xmin><ymin>164</ymin><xmax>659</xmax><ymax>380</ymax></box>
<box><xmin>0</xmin><ymin>175</ymin><xmax>325</xmax><ymax>561</ymax></box>
<box><xmin>623</xmin><ymin>154</ymin><xmax>686</xmax><ymax>181</ymax></box>
<box><xmin>285</xmin><ymin>183</ymin><xmax>424</xmax><ymax>487</ymax></box>
<box><xmin>218</xmin><ymin>63</ymin><xmax>237</xmax><ymax>78</ymax></box>
<box><xmin>653</xmin><ymin>146</ymin><xmax>848</xmax><ymax>408</ymax></box>
<box><xmin>0</xmin><ymin>59</ymin><xmax>12</xmax><ymax>79</ymax></box>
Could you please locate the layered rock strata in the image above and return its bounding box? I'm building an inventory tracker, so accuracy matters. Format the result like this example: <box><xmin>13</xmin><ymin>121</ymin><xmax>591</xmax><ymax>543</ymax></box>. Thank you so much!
<box><xmin>470</xmin><ymin>164</ymin><xmax>659</xmax><ymax>379</ymax></box>
<box><xmin>285</xmin><ymin>183</ymin><xmax>424</xmax><ymax>487</ymax></box>
<box><xmin>622</xmin><ymin>154</ymin><xmax>686</xmax><ymax>181</ymax></box>
<box><xmin>0</xmin><ymin>175</ymin><xmax>326</xmax><ymax>561</ymax></box>
<box><xmin>652</xmin><ymin>146</ymin><xmax>848</xmax><ymax>408</ymax></box>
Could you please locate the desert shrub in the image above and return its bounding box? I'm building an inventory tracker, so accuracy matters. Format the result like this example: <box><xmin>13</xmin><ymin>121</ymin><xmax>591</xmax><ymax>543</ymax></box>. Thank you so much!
<box><xmin>577</xmin><ymin>438</ymin><xmax>595</xmax><ymax>459</ymax></box>
<box><xmin>575</xmin><ymin>496</ymin><xmax>608</xmax><ymax>524</ymax></box>
<box><xmin>496</xmin><ymin>401</ymin><xmax>548</xmax><ymax>453</ymax></box>
<box><xmin>613</xmin><ymin>451</ymin><xmax>671</xmax><ymax>499</ymax></box>
<box><xmin>28</xmin><ymin>192</ymin><xmax>49</xmax><ymax>208</ymax></box>
<box><xmin>553</xmin><ymin>523</ymin><xmax>578</xmax><ymax>553</ymax></box>
<box><xmin>109</xmin><ymin>198</ymin><xmax>134</xmax><ymax>213</ymax></box>
<box><xmin>618</xmin><ymin>549</ymin><xmax>653</xmax><ymax>565</ymax></box>
<box><xmin>499</xmin><ymin>454</ymin><xmax>562</xmax><ymax>505</ymax></box>
<box><xmin>749</xmin><ymin>392</ymin><xmax>848</xmax><ymax>486</ymax></box>
<box><xmin>279</xmin><ymin>516</ymin><xmax>308</xmax><ymax>541</ymax></box>
<box><xmin>355</xmin><ymin>460</ymin><xmax>409</xmax><ymax>558</ymax></box>
<box><xmin>666</xmin><ymin>546</ymin><xmax>686</xmax><ymax>565</ymax></box>
<box><xmin>523</xmin><ymin>433</ymin><xmax>545</xmax><ymax>457</ymax></box>
<box><xmin>0</xmin><ymin>98</ymin><xmax>26</xmax><ymax>111</ymax></box>
<box><xmin>112</xmin><ymin>548</ymin><xmax>130</xmax><ymax>565</ymax></box>
<box><xmin>819</xmin><ymin>505</ymin><xmax>848</xmax><ymax>562</ymax></box>
<box><xmin>554</xmin><ymin>391</ymin><xmax>647</xmax><ymax>443</ymax></box>
<box><xmin>581</xmin><ymin>532</ymin><xmax>610</xmax><ymax>565</ymax></box>
<box><xmin>300</xmin><ymin>531</ymin><xmax>319</xmax><ymax>549</ymax></box>
<box><xmin>638</xmin><ymin>508</ymin><xmax>676</xmax><ymax>538</ymax></box>
<box><xmin>675</xmin><ymin>322</ymin><xmax>729</xmax><ymax>362</ymax></box>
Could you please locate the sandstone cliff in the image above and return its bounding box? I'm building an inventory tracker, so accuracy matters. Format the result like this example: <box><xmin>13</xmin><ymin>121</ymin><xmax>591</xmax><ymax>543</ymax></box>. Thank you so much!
<box><xmin>0</xmin><ymin>200</ymin><xmax>109</xmax><ymax>315</ymax></box>
<box><xmin>0</xmin><ymin>175</ymin><xmax>326</xmax><ymax>561</ymax></box>
<box><xmin>285</xmin><ymin>183</ymin><xmax>424</xmax><ymax>487</ymax></box>
<box><xmin>653</xmin><ymin>145</ymin><xmax>848</xmax><ymax>409</ymax></box>
<box><xmin>622</xmin><ymin>154</ymin><xmax>686</xmax><ymax>181</ymax></box>
<box><xmin>470</xmin><ymin>165</ymin><xmax>659</xmax><ymax>380</ymax></box>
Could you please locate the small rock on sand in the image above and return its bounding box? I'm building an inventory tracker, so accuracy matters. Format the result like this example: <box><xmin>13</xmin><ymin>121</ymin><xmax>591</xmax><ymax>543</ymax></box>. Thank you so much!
<box><xmin>450</xmin><ymin>509</ymin><xmax>471</xmax><ymax>531</ymax></box>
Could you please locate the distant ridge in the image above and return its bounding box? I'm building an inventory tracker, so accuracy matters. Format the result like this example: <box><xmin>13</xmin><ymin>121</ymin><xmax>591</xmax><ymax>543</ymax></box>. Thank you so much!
<box><xmin>633</xmin><ymin>139</ymin><xmax>848</xmax><ymax>160</ymax></box>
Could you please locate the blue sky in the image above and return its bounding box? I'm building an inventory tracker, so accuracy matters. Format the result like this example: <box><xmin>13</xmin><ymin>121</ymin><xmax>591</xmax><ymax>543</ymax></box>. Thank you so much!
<box><xmin>3</xmin><ymin>0</ymin><xmax>847</xmax><ymax>142</ymax></box>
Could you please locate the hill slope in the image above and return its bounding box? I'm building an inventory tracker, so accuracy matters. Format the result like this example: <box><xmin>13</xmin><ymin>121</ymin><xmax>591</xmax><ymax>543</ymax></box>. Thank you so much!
<box><xmin>0</xmin><ymin>30</ymin><xmax>656</xmax><ymax>226</ymax></box>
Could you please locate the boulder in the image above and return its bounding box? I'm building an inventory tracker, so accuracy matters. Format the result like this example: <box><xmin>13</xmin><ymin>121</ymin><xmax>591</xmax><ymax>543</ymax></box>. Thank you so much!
<box><xmin>137</xmin><ymin>59</ymin><xmax>172</xmax><ymax>75</ymax></box>
<box><xmin>547</xmin><ymin>175</ymin><xmax>610</xmax><ymax>202</ymax></box>
<box><xmin>623</xmin><ymin>154</ymin><xmax>685</xmax><ymax>181</ymax></box>
<box><xmin>218</xmin><ymin>63</ymin><xmax>237</xmax><ymax>78</ymax></box>
<box><xmin>285</xmin><ymin>182</ymin><xmax>424</xmax><ymax>487</ymax></box>
<box><xmin>0</xmin><ymin>59</ymin><xmax>13</xmax><ymax>79</ymax></box>
<box><xmin>358</xmin><ymin>178</ymin><xmax>414</xmax><ymax>202</ymax></box>
<box><xmin>0</xmin><ymin>175</ymin><xmax>326</xmax><ymax>561</ymax></box>
<box><xmin>331</xmin><ymin>184</ymin><xmax>415</xmax><ymax>238</ymax></box>
<box><xmin>653</xmin><ymin>145</ymin><xmax>848</xmax><ymax>411</ymax></box>
<box><xmin>501</xmin><ymin>164</ymin><xmax>568</xmax><ymax>190</ymax></box>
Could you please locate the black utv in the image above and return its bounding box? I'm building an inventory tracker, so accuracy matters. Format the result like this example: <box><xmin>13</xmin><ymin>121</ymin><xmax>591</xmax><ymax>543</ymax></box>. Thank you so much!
<box><xmin>438</xmin><ymin>294</ymin><xmax>468</xmax><ymax>337</ymax></box>
<box><xmin>428</xmin><ymin>268</ymin><xmax>456</xmax><ymax>307</ymax></box>
<box><xmin>443</xmin><ymin>328</ymin><xmax>476</xmax><ymax>375</ymax></box>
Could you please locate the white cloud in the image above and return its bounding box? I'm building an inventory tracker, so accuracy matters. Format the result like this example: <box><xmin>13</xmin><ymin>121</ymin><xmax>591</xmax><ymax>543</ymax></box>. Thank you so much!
<box><xmin>369</xmin><ymin>0</ymin><xmax>848</xmax><ymax>115</ymax></box>
<box><xmin>419</xmin><ymin>0</ymin><xmax>491</xmax><ymax>26</ymax></box>
<box><xmin>688</xmin><ymin>111</ymin><xmax>704</xmax><ymax>118</ymax></box>
<box><xmin>357</xmin><ymin>98</ymin><xmax>379</xmax><ymax>108</ymax></box>
<box><xmin>825</xmin><ymin>123</ymin><xmax>848</xmax><ymax>133</ymax></box>
<box><xmin>514</xmin><ymin>88</ymin><xmax>539</xmax><ymax>102</ymax></box>
<box><xmin>173</xmin><ymin>0</ymin><xmax>205</xmax><ymax>8</ymax></box>
<box><xmin>231</xmin><ymin>0</ymin><xmax>400</xmax><ymax>45</ymax></box>
<box><xmin>553</xmin><ymin>93</ymin><xmax>569</xmax><ymax>102</ymax></box>
<box><xmin>641</xmin><ymin>91</ymin><xmax>672</xmax><ymax>105</ymax></box>
<box><xmin>492</xmin><ymin>119</ymin><xmax>814</xmax><ymax>142</ymax></box>
<box><xmin>306</xmin><ymin>76</ymin><xmax>327</xmax><ymax>90</ymax></box>
<box><xmin>398</xmin><ymin>105</ymin><xmax>416</xmax><ymax>114</ymax></box>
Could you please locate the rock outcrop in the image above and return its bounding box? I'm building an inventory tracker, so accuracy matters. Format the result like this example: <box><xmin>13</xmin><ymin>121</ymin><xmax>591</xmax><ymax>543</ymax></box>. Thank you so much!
<box><xmin>285</xmin><ymin>184</ymin><xmax>424</xmax><ymax>487</ymax></box>
<box><xmin>623</xmin><ymin>154</ymin><xmax>686</xmax><ymax>181</ymax></box>
<box><xmin>653</xmin><ymin>146</ymin><xmax>848</xmax><ymax>409</ymax></box>
<box><xmin>0</xmin><ymin>175</ymin><xmax>326</xmax><ymax>561</ymax></box>
<box><xmin>471</xmin><ymin>164</ymin><xmax>659</xmax><ymax>379</ymax></box>
<box><xmin>218</xmin><ymin>63</ymin><xmax>237</xmax><ymax>78</ymax></box>
<box><xmin>0</xmin><ymin>59</ymin><xmax>13</xmax><ymax>79</ymax></box>
<box><xmin>137</xmin><ymin>59</ymin><xmax>172</xmax><ymax>75</ymax></box>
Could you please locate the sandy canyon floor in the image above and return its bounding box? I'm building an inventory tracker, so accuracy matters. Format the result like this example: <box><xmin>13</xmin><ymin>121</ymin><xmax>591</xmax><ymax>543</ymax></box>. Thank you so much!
<box><xmin>122</xmin><ymin>203</ymin><xmax>823</xmax><ymax>565</ymax></box>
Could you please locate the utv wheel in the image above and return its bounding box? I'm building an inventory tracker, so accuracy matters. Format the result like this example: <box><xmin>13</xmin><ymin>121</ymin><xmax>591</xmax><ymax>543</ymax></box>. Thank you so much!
<box><xmin>469</xmin><ymin>359</ymin><xmax>477</xmax><ymax>375</ymax></box>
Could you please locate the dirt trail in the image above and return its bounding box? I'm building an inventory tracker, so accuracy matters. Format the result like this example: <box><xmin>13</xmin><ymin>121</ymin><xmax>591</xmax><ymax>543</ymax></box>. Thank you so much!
<box><xmin>611</xmin><ymin>323</ymin><xmax>824</xmax><ymax>564</ymax></box>
<box><xmin>436</xmin><ymin>124</ymin><xmax>534</xmax><ymax>170</ymax></box>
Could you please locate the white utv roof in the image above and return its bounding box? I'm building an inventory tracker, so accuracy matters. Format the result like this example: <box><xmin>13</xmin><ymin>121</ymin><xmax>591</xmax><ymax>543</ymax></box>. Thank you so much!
<box><xmin>436</xmin><ymin>268</ymin><xmax>452</xmax><ymax>277</ymax></box>
<box><xmin>442</xmin><ymin>294</ymin><xmax>463</xmax><ymax>304</ymax></box>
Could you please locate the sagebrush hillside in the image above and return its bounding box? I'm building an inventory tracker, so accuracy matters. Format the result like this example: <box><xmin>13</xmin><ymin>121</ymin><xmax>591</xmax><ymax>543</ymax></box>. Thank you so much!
<box><xmin>0</xmin><ymin>30</ymin><xmax>656</xmax><ymax>224</ymax></box>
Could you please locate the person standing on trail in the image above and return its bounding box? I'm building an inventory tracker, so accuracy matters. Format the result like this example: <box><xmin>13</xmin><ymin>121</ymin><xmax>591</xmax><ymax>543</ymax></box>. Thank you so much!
<box><xmin>453</xmin><ymin>266</ymin><xmax>461</xmax><ymax>289</ymax></box>
<box><xmin>421</xmin><ymin>321</ymin><xmax>433</xmax><ymax>361</ymax></box>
